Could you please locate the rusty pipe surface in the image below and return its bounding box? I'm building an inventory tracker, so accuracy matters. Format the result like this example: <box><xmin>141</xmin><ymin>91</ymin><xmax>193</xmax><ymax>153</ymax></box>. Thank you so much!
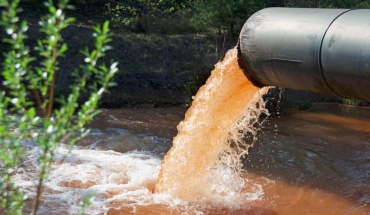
<box><xmin>238</xmin><ymin>8</ymin><xmax>370</xmax><ymax>101</ymax></box>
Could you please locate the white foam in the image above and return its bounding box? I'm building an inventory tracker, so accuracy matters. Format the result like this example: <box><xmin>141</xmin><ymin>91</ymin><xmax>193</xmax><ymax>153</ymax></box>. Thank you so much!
<box><xmin>13</xmin><ymin>145</ymin><xmax>188</xmax><ymax>214</ymax></box>
<box><xmin>13</xmin><ymin>140</ymin><xmax>264</xmax><ymax>214</ymax></box>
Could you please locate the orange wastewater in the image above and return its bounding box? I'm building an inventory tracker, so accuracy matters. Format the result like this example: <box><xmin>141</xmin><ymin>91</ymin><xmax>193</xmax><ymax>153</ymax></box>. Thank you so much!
<box><xmin>155</xmin><ymin>48</ymin><xmax>269</xmax><ymax>206</ymax></box>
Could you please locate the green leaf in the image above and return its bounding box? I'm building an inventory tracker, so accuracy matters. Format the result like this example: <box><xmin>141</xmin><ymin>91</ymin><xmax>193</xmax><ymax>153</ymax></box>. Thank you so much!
<box><xmin>58</xmin><ymin>43</ymin><xmax>68</xmax><ymax>55</ymax></box>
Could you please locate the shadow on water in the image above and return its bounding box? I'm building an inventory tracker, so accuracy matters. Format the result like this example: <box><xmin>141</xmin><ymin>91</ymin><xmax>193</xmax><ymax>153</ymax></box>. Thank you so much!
<box><xmin>78</xmin><ymin>107</ymin><xmax>186</xmax><ymax>157</ymax></box>
<box><xmin>242</xmin><ymin>103</ymin><xmax>370</xmax><ymax>214</ymax></box>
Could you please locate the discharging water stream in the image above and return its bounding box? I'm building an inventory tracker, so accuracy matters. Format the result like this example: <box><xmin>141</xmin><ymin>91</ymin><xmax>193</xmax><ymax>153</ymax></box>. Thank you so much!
<box><xmin>13</xmin><ymin>49</ymin><xmax>370</xmax><ymax>214</ymax></box>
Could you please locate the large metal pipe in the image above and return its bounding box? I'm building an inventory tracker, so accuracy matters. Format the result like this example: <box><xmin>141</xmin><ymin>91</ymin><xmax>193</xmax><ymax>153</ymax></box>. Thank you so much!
<box><xmin>238</xmin><ymin>8</ymin><xmax>370</xmax><ymax>101</ymax></box>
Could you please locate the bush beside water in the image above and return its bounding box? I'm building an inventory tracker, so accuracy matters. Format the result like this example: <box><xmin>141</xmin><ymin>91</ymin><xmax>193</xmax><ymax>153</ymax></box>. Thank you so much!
<box><xmin>0</xmin><ymin>1</ymin><xmax>117</xmax><ymax>213</ymax></box>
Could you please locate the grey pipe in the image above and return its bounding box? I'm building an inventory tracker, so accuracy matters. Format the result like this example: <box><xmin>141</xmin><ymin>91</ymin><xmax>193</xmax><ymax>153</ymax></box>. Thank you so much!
<box><xmin>238</xmin><ymin>8</ymin><xmax>370</xmax><ymax>101</ymax></box>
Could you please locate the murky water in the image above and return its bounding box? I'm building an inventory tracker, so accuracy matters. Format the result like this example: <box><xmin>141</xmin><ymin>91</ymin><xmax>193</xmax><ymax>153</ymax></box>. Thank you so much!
<box><xmin>243</xmin><ymin>104</ymin><xmax>370</xmax><ymax>215</ymax></box>
<box><xmin>13</xmin><ymin>106</ymin><xmax>370</xmax><ymax>214</ymax></box>
<box><xmin>12</xmin><ymin>50</ymin><xmax>370</xmax><ymax>214</ymax></box>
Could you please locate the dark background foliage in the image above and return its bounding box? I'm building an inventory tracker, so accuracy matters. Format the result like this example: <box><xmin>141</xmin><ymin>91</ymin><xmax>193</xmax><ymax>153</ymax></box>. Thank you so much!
<box><xmin>4</xmin><ymin>0</ymin><xmax>370</xmax><ymax>107</ymax></box>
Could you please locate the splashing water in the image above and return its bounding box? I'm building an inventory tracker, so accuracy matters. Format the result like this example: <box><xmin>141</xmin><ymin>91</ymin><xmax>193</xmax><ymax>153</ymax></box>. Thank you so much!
<box><xmin>10</xmin><ymin>48</ymin><xmax>370</xmax><ymax>214</ymax></box>
<box><xmin>14</xmin><ymin>145</ymin><xmax>164</xmax><ymax>214</ymax></box>
<box><xmin>12</xmin><ymin>48</ymin><xmax>270</xmax><ymax>214</ymax></box>
<box><xmin>155</xmin><ymin>48</ymin><xmax>270</xmax><ymax>208</ymax></box>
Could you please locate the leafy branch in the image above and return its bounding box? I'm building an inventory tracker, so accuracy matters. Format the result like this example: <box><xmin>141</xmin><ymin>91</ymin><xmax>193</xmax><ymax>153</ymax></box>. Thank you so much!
<box><xmin>0</xmin><ymin>0</ymin><xmax>118</xmax><ymax>214</ymax></box>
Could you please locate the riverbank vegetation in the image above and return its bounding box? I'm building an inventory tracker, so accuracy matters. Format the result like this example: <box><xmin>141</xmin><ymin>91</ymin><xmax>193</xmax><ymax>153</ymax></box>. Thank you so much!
<box><xmin>0</xmin><ymin>0</ymin><xmax>117</xmax><ymax>214</ymax></box>
<box><xmin>2</xmin><ymin>0</ymin><xmax>369</xmax><ymax>108</ymax></box>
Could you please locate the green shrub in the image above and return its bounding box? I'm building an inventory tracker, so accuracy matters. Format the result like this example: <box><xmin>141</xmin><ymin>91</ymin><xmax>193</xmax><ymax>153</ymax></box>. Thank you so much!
<box><xmin>0</xmin><ymin>0</ymin><xmax>117</xmax><ymax>214</ymax></box>
<box><xmin>341</xmin><ymin>98</ymin><xmax>361</xmax><ymax>106</ymax></box>
<box><xmin>183</xmin><ymin>71</ymin><xmax>210</xmax><ymax>106</ymax></box>
<box><xmin>296</xmin><ymin>99</ymin><xmax>313</xmax><ymax>110</ymax></box>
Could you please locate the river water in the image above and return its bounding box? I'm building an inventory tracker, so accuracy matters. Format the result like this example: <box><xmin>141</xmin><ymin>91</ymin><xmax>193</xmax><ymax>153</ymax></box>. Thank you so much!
<box><xmin>13</xmin><ymin>50</ymin><xmax>370</xmax><ymax>215</ymax></box>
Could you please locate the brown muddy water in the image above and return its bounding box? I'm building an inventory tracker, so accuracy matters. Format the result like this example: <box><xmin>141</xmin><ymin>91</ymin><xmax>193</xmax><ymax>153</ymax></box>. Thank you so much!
<box><xmin>13</xmin><ymin>50</ymin><xmax>370</xmax><ymax>215</ymax></box>
<box><xmin>15</xmin><ymin>104</ymin><xmax>370</xmax><ymax>215</ymax></box>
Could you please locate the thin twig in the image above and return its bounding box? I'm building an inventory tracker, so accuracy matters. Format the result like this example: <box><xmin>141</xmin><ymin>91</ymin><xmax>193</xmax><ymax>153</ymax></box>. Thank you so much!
<box><xmin>45</xmin><ymin>44</ymin><xmax>58</xmax><ymax>119</ymax></box>
<box><xmin>60</xmin><ymin>130</ymin><xmax>74</xmax><ymax>143</ymax></box>
<box><xmin>32</xmin><ymin>169</ymin><xmax>45</xmax><ymax>215</ymax></box>
<box><xmin>32</xmin><ymin>89</ymin><xmax>46</xmax><ymax>116</ymax></box>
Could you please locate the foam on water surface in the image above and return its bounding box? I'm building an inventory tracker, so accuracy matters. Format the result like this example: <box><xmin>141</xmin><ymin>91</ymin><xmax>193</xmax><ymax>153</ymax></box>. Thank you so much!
<box><xmin>14</xmin><ymin>144</ymin><xmax>187</xmax><ymax>214</ymax></box>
